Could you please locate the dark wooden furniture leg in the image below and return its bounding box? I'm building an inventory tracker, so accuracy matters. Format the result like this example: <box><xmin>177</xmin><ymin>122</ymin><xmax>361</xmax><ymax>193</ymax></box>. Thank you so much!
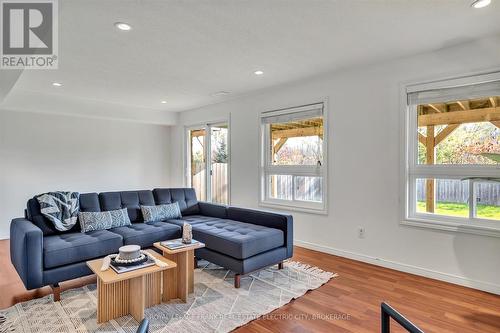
<box><xmin>234</xmin><ymin>274</ymin><xmax>241</xmax><ymax>288</ymax></box>
<box><xmin>194</xmin><ymin>257</ymin><xmax>198</xmax><ymax>269</ymax></box>
<box><xmin>233</xmin><ymin>262</ymin><xmax>284</xmax><ymax>288</ymax></box>
<box><xmin>51</xmin><ymin>283</ymin><xmax>61</xmax><ymax>301</ymax></box>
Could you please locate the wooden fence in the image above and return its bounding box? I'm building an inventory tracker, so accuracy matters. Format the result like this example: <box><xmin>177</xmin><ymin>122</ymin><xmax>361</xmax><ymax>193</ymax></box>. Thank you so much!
<box><xmin>271</xmin><ymin>175</ymin><xmax>322</xmax><ymax>202</ymax></box>
<box><xmin>417</xmin><ymin>179</ymin><xmax>500</xmax><ymax>205</ymax></box>
<box><xmin>193</xmin><ymin>164</ymin><xmax>322</xmax><ymax>203</ymax></box>
<box><xmin>193</xmin><ymin>167</ymin><xmax>498</xmax><ymax>206</ymax></box>
<box><xmin>192</xmin><ymin>163</ymin><xmax>228</xmax><ymax>204</ymax></box>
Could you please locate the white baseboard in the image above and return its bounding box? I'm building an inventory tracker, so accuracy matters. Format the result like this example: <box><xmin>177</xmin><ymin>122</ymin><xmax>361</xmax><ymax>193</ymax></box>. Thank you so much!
<box><xmin>295</xmin><ymin>239</ymin><xmax>500</xmax><ymax>295</ymax></box>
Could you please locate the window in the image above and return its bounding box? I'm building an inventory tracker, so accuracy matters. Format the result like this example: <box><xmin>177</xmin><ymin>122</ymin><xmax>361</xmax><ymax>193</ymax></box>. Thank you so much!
<box><xmin>404</xmin><ymin>73</ymin><xmax>500</xmax><ymax>235</ymax></box>
<box><xmin>260</xmin><ymin>102</ymin><xmax>327</xmax><ymax>213</ymax></box>
<box><xmin>187</xmin><ymin>122</ymin><xmax>229</xmax><ymax>204</ymax></box>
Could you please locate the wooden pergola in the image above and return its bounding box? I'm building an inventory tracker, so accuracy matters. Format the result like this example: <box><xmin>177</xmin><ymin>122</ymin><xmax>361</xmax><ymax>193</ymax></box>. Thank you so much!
<box><xmin>271</xmin><ymin>117</ymin><xmax>323</xmax><ymax>158</ymax></box>
<box><xmin>417</xmin><ymin>96</ymin><xmax>500</xmax><ymax>212</ymax></box>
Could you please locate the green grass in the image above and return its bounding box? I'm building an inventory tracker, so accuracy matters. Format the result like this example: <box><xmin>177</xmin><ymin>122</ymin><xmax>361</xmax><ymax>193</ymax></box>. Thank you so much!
<box><xmin>417</xmin><ymin>201</ymin><xmax>500</xmax><ymax>220</ymax></box>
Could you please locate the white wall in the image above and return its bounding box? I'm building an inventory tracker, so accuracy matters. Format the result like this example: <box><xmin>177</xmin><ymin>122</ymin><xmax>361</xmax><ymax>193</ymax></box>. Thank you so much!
<box><xmin>0</xmin><ymin>110</ymin><xmax>172</xmax><ymax>239</ymax></box>
<box><xmin>169</xmin><ymin>34</ymin><xmax>500</xmax><ymax>294</ymax></box>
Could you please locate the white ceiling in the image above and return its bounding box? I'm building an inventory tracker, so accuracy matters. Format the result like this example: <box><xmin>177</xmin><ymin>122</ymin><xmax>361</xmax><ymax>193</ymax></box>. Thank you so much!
<box><xmin>2</xmin><ymin>0</ymin><xmax>500</xmax><ymax>118</ymax></box>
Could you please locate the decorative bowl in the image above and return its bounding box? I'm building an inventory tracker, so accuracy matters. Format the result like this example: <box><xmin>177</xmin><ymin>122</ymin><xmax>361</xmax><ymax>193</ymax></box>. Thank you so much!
<box><xmin>117</xmin><ymin>245</ymin><xmax>141</xmax><ymax>261</ymax></box>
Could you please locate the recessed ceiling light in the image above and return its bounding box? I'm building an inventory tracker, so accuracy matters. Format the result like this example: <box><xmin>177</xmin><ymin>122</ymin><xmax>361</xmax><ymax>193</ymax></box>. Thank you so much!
<box><xmin>211</xmin><ymin>91</ymin><xmax>230</xmax><ymax>97</ymax></box>
<box><xmin>161</xmin><ymin>100</ymin><xmax>167</xmax><ymax>104</ymax></box>
<box><xmin>254</xmin><ymin>70</ymin><xmax>264</xmax><ymax>75</ymax></box>
<box><xmin>52</xmin><ymin>82</ymin><xmax>62</xmax><ymax>87</ymax></box>
<box><xmin>471</xmin><ymin>0</ymin><xmax>491</xmax><ymax>8</ymax></box>
<box><xmin>114</xmin><ymin>22</ymin><xmax>132</xmax><ymax>31</ymax></box>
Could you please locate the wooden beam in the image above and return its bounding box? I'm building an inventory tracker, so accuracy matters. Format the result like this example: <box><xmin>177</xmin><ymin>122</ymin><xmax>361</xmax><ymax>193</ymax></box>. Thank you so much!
<box><xmin>491</xmin><ymin>121</ymin><xmax>500</xmax><ymax>129</ymax></box>
<box><xmin>271</xmin><ymin>126</ymin><xmax>323</xmax><ymax>140</ymax></box>
<box><xmin>418</xmin><ymin>133</ymin><xmax>427</xmax><ymax>146</ymax></box>
<box><xmin>435</xmin><ymin>124</ymin><xmax>459</xmax><ymax>145</ymax></box>
<box><xmin>456</xmin><ymin>100</ymin><xmax>470</xmax><ymax>111</ymax></box>
<box><xmin>191</xmin><ymin>129</ymin><xmax>205</xmax><ymax>138</ymax></box>
<box><xmin>418</xmin><ymin>107</ymin><xmax>500</xmax><ymax>126</ymax></box>
<box><xmin>428</xmin><ymin>103</ymin><xmax>446</xmax><ymax>113</ymax></box>
<box><xmin>490</xmin><ymin>97</ymin><xmax>497</xmax><ymax>108</ymax></box>
<box><xmin>273</xmin><ymin>138</ymin><xmax>287</xmax><ymax>155</ymax></box>
<box><xmin>425</xmin><ymin>126</ymin><xmax>435</xmax><ymax>213</ymax></box>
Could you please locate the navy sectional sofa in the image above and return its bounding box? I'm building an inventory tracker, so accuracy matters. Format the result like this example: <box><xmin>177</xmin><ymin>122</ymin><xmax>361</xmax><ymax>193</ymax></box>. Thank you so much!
<box><xmin>10</xmin><ymin>188</ymin><xmax>293</xmax><ymax>298</ymax></box>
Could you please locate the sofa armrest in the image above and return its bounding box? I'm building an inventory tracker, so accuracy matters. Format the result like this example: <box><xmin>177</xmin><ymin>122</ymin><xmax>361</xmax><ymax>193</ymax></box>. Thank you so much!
<box><xmin>198</xmin><ymin>201</ymin><xmax>228</xmax><ymax>219</ymax></box>
<box><xmin>10</xmin><ymin>218</ymin><xmax>44</xmax><ymax>290</ymax></box>
<box><xmin>227</xmin><ymin>207</ymin><xmax>293</xmax><ymax>258</ymax></box>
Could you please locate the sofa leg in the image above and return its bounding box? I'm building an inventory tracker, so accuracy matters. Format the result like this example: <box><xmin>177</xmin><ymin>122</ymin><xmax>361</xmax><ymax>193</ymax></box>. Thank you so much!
<box><xmin>234</xmin><ymin>274</ymin><xmax>241</xmax><ymax>288</ymax></box>
<box><xmin>51</xmin><ymin>283</ymin><xmax>61</xmax><ymax>302</ymax></box>
<box><xmin>278</xmin><ymin>262</ymin><xmax>284</xmax><ymax>270</ymax></box>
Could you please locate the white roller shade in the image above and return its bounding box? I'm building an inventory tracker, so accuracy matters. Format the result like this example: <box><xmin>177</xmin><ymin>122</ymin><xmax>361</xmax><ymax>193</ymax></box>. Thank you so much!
<box><xmin>407</xmin><ymin>80</ymin><xmax>500</xmax><ymax>106</ymax></box>
<box><xmin>261</xmin><ymin>103</ymin><xmax>323</xmax><ymax>124</ymax></box>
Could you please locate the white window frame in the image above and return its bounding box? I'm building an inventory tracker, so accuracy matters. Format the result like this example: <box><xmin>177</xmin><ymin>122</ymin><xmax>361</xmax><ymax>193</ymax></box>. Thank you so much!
<box><xmin>259</xmin><ymin>100</ymin><xmax>328</xmax><ymax>214</ymax></box>
<box><xmin>185</xmin><ymin>119</ymin><xmax>231</xmax><ymax>204</ymax></box>
<box><xmin>401</xmin><ymin>71</ymin><xmax>500</xmax><ymax>237</ymax></box>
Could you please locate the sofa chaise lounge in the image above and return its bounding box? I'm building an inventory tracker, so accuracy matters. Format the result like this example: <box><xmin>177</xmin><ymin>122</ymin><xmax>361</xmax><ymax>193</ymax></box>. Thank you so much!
<box><xmin>10</xmin><ymin>188</ymin><xmax>293</xmax><ymax>300</ymax></box>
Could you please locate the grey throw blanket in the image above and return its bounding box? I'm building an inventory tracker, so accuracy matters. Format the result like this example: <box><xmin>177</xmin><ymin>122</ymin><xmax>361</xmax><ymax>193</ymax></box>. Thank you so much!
<box><xmin>36</xmin><ymin>192</ymin><xmax>80</xmax><ymax>231</ymax></box>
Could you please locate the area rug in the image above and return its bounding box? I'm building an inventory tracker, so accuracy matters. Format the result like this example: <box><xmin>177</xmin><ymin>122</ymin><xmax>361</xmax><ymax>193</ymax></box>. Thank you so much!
<box><xmin>0</xmin><ymin>260</ymin><xmax>336</xmax><ymax>333</ymax></box>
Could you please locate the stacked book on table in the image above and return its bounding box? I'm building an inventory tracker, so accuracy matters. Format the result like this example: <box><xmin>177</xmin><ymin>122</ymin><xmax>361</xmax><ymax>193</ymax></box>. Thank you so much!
<box><xmin>110</xmin><ymin>255</ymin><xmax>156</xmax><ymax>274</ymax></box>
<box><xmin>160</xmin><ymin>239</ymin><xmax>201</xmax><ymax>250</ymax></box>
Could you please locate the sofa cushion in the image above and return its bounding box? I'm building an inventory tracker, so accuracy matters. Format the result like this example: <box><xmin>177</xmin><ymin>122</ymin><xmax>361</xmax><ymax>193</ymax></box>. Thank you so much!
<box><xmin>43</xmin><ymin>230</ymin><xmax>123</xmax><ymax>269</ymax></box>
<box><xmin>79</xmin><ymin>193</ymin><xmax>101</xmax><ymax>212</ymax></box>
<box><xmin>227</xmin><ymin>207</ymin><xmax>294</xmax><ymax>258</ymax></box>
<box><xmin>166</xmin><ymin>215</ymin><xmax>221</xmax><ymax>227</ymax></box>
<box><xmin>99</xmin><ymin>191</ymin><xmax>155</xmax><ymax>222</ymax></box>
<box><xmin>109</xmin><ymin>222</ymin><xmax>181</xmax><ymax>248</ymax></box>
<box><xmin>198</xmin><ymin>202</ymin><xmax>228</xmax><ymax>219</ymax></box>
<box><xmin>153</xmin><ymin>188</ymin><xmax>199</xmax><ymax>215</ymax></box>
<box><xmin>189</xmin><ymin>219</ymin><xmax>284</xmax><ymax>260</ymax></box>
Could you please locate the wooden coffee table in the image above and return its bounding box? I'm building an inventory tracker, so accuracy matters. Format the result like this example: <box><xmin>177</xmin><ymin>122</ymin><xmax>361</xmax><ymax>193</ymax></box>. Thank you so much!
<box><xmin>153</xmin><ymin>241</ymin><xmax>205</xmax><ymax>302</ymax></box>
<box><xmin>87</xmin><ymin>249</ymin><xmax>176</xmax><ymax>323</ymax></box>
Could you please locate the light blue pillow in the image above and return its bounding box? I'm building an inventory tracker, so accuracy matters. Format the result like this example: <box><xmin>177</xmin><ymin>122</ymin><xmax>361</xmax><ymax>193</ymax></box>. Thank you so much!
<box><xmin>141</xmin><ymin>202</ymin><xmax>181</xmax><ymax>222</ymax></box>
<box><xmin>78</xmin><ymin>208</ymin><xmax>131</xmax><ymax>233</ymax></box>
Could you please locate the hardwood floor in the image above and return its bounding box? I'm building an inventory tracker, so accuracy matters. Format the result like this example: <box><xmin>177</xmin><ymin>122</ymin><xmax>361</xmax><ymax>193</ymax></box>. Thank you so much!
<box><xmin>1</xmin><ymin>240</ymin><xmax>499</xmax><ymax>332</ymax></box>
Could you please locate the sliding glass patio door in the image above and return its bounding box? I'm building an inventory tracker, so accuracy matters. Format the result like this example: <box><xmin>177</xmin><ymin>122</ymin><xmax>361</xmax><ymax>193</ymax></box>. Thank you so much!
<box><xmin>187</xmin><ymin>122</ymin><xmax>229</xmax><ymax>204</ymax></box>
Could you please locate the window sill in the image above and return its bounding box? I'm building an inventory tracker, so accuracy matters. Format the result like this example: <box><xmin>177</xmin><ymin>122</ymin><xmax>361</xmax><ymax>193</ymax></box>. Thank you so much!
<box><xmin>259</xmin><ymin>200</ymin><xmax>328</xmax><ymax>215</ymax></box>
<box><xmin>401</xmin><ymin>218</ymin><xmax>500</xmax><ymax>238</ymax></box>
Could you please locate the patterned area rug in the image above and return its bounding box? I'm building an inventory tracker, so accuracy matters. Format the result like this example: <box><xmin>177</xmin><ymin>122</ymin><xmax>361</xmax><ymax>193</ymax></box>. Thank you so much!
<box><xmin>0</xmin><ymin>260</ymin><xmax>336</xmax><ymax>333</ymax></box>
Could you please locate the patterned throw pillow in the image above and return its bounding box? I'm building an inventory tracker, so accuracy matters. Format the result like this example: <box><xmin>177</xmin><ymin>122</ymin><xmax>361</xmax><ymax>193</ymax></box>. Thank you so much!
<box><xmin>78</xmin><ymin>208</ymin><xmax>131</xmax><ymax>233</ymax></box>
<box><xmin>109</xmin><ymin>208</ymin><xmax>131</xmax><ymax>228</ymax></box>
<box><xmin>141</xmin><ymin>202</ymin><xmax>182</xmax><ymax>222</ymax></box>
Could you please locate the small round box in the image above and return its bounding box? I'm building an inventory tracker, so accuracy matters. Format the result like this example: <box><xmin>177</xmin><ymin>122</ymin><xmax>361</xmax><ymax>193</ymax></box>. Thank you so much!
<box><xmin>117</xmin><ymin>245</ymin><xmax>141</xmax><ymax>261</ymax></box>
